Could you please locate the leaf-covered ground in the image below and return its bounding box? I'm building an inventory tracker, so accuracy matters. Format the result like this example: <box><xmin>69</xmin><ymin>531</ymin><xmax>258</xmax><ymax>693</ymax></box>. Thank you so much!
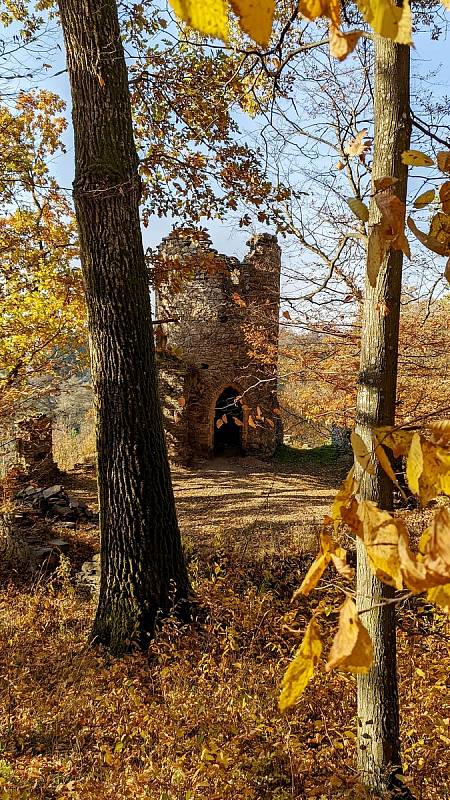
<box><xmin>0</xmin><ymin>449</ymin><xmax>448</xmax><ymax>799</ymax></box>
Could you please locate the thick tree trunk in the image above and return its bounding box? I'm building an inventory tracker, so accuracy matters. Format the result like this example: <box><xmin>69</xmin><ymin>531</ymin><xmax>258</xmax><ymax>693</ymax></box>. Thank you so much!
<box><xmin>57</xmin><ymin>0</ymin><xmax>190</xmax><ymax>653</ymax></box>
<box><xmin>355</xmin><ymin>34</ymin><xmax>412</xmax><ymax>797</ymax></box>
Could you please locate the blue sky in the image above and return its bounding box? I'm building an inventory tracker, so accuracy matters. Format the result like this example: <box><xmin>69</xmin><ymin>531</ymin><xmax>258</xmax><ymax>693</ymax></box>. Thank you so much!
<box><xmin>4</xmin><ymin>10</ymin><xmax>449</xmax><ymax>267</ymax></box>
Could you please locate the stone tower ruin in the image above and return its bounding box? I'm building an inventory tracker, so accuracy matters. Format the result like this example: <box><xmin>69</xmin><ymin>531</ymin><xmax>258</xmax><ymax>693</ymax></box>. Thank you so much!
<box><xmin>154</xmin><ymin>229</ymin><xmax>282</xmax><ymax>464</ymax></box>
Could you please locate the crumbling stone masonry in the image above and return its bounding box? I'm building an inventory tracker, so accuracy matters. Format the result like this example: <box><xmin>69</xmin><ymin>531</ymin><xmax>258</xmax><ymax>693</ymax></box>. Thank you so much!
<box><xmin>154</xmin><ymin>229</ymin><xmax>283</xmax><ymax>464</ymax></box>
<box><xmin>15</xmin><ymin>415</ymin><xmax>59</xmax><ymax>482</ymax></box>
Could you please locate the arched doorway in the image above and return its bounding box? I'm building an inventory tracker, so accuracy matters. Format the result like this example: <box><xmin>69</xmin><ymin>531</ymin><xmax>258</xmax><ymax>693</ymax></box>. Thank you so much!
<box><xmin>213</xmin><ymin>387</ymin><xmax>243</xmax><ymax>456</ymax></box>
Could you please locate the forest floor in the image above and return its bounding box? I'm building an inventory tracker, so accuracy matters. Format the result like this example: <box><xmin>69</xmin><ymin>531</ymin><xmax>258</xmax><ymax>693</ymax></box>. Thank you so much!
<box><xmin>0</xmin><ymin>445</ymin><xmax>449</xmax><ymax>800</ymax></box>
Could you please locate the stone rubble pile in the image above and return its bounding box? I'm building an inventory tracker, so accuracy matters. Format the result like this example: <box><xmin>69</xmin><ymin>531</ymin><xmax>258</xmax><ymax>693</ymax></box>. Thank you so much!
<box><xmin>14</xmin><ymin>483</ymin><xmax>96</xmax><ymax>524</ymax></box>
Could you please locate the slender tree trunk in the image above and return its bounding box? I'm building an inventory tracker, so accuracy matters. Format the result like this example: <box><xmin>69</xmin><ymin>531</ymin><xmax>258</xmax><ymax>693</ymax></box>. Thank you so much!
<box><xmin>57</xmin><ymin>0</ymin><xmax>190</xmax><ymax>654</ymax></box>
<box><xmin>355</xmin><ymin>33</ymin><xmax>412</xmax><ymax>797</ymax></box>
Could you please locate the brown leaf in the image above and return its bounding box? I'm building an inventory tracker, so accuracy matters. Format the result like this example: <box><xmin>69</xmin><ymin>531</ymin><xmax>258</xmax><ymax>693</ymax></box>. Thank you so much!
<box><xmin>407</xmin><ymin>215</ymin><xmax>450</xmax><ymax>257</ymax></box>
<box><xmin>437</xmin><ymin>151</ymin><xmax>450</xmax><ymax>174</ymax></box>
<box><xmin>326</xmin><ymin>596</ymin><xmax>373</xmax><ymax>674</ymax></box>
<box><xmin>439</xmin><ymin>181</ymin><xmax>450</xmax><ymax>214</ymax></box>
<box><xmin>279</xmin><ymin>618</ymin><xmax>322</xmax><ymax>710</ymax></box>
<box><xmin>374</xmin><ymin>177</ymin><xmax>398</xmax><ymax>192</ymax></box>
<box><xmin>345</xmin><ymin>128</ymin><xmax>369</xmax><ymax>157</ymax></box>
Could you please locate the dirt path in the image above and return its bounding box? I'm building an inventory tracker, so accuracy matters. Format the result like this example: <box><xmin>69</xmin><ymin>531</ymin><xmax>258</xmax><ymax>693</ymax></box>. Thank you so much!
<box><xmin>65</xmin><ymin>447</ymin><xmax>348</xmax><ymax>562</ymax></box>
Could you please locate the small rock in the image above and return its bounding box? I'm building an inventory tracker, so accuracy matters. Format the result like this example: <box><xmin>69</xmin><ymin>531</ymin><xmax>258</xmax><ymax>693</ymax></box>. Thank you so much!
<box><xmin>47</xmin><ymin>539</ymin><xmax>70</xmax><ymax>553</ymax></box>
<box><xmin>42</xmin><ymin>485</ymin><xmax>63</xmax><ymax>499</ymax></box>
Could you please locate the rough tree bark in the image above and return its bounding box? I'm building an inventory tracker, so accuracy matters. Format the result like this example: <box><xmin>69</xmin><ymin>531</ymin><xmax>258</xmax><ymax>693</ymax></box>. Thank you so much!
<box><xmin>354</xmin><ymin>32</ymin><xmax>412</xmax><ymax>798</ymax></box>
<box><xmin>57</xmin><ymin>0</ymin><xmax>190</xmax><ymax>654</ymax></box>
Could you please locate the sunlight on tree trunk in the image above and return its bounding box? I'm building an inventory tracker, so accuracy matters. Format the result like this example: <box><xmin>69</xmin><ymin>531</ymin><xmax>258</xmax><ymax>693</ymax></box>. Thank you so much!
<box><xmin>355</xmin><ymin>32</ymin><xmax>413</xmax><ymax>799</ymax></box>
<box><xmin>57</xmin><ymin>0</ymin><xmax>190</xmax><ymax>654</ymax></box>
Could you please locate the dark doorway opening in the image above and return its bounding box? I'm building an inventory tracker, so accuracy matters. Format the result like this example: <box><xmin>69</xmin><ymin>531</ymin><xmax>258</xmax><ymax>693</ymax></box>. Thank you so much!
<box><xmin>213</xmin><ymin>387</ymin><xmax>243</xmax><ymax>456</ymax></box>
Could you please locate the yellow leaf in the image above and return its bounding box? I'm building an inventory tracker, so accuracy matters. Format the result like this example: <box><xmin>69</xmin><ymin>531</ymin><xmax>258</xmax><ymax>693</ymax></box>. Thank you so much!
<box><xmin>401</xmin><ymin>149</ymin><xmax>434</xmax><ymax>167</ymax></box>
<box><xmin>329</xmin><ymin>25</ymin><xmax>364</xmax><ymax>61</ymax></box>
<box><xmin>427</xmin><ymin>419</ymin><xmax>450</xmax><ymax>448</ymax></box>
<box><xmin>104</xmin><ymin>749</ymin><xmax>114</xmax><ymax>766</ymax></box>
<box><xmin>427</xmin><ymin>583</ymin><xmax>450</xmax><ymax>613</ymax></box>
<box><xmin>330</xmin><ymin>547</ymin><xmax>355</xmax><ymax>581</ymax></box>
<box><xmin>330</xmin><ymin>466</ymin><xmax>358</xmax><ymax>532</ymax></box>
<box><xmin>355</xmin><ymin>0</ymin><xmax>412</xmax><ymax>44</ymax></box>
<box><xmin>375</xmin><ymin>426</ymin><xmax>415</xmax><ymax>457</ymax></box>
<box><xmin>299</xmin><ymin>0</ymin><xmax>341</xmax><ymax>25</ymax></box>
<box><xmin>346</xmin><ymin>197</ymin><xmax>369</xmax><ymax>222</ymax></box>
<box><xmin>445</xmin><ymin>257</ymin><xmax>450</xmax><ymax>284</ymax></box>
<box><xmin>169</xmin><ymin>0</ymin><xmax>228</xmax><ymax>41</ymax></box>
<box><xmin>231</xmin><ymin>0</ymin><xmax>275</xmax><ymax>47</ymax></box>
<box><xmin>414</xmin><ymin>189</ymin><xmax>435</xmax><ymax>209</ymax></box>
<box><xmin>351</xmin><ymin>431</ymin><xmax>375</xmax><ymax>475</ymax></box>
<box><xmin>279</xmin><ymin>619</ymin><xmax>322</xmax><ymax>711</ymax></box>
<box><xmin>399</xmin><ymin>507</ymin><xmax>450</xmax><ymax>591</ymax></box>
<box><xmin>326</xmin><ymin>597</ymin><xmax>373</xmax><ymax>674</ymax></box>
<box><xmin>248</xmin><ymin>414</ymin><xmax>256</xmax><ymax>429</ymax></box>
<box><xmin>437</xmin><ymin>151</ymin><xmax>450</xmax><ymax>174</ymax></box>
<box><xmin>418</xmin><ymin>439</ymin><xmax>450</xmax><ymax>505</ymax></box>
<box><xmin>373</xmin><ymin>433</ymin><xmax>406</xmax><ymax>498</ymax></box>
<box><xmin>293</xmin><ymin>553</ymin><xmax>329</xmax><ymax>598</ymax></box>
<box><xmin>406</xmin><ymin>432</ymin><xmax>423</xmax><ymax>495</ymax></box>
<box><xmin>216</xmin><ymin>418</ymin><xmax>223</xmax><ymax>429</ymax></box>
<box><xmin>357</xmin><ymin>500</ymin><xmax>404</xmax><ymax>589</ymax></box>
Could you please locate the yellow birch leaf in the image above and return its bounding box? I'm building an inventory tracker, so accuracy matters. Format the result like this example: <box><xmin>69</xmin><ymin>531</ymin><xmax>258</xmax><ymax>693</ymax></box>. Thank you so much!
<box><xmin>422</xmin><ymin>506</ymin><xmax>450</xmax><ymax>581</ymax></box>
<box><xmin>357</xmin><ymin>500</ymin><xmax>404</xmax><ymax>589</ymax></box>
<box><xmin>248</xmin><ymin>415</ymin><xmax>256</xmax><ymax>429</ymax></box>
<box><xmin>427</xmin><ymin>419</ymin><xmax>450</xmax><ymax>449</ymax></box>
<box><xmin>351</xmin><ymin>431</ymin><xmax>375</xmax><ymax>475</ymax></box>
<box><xmin>292</xmin><ymin>553</ymin><xmax>329</xmax><ymax>598</ymax></box>
<box><xmin>230</xmin><ymin>0</ymin><xmax>276</xmax><ymax>47</ymax></box>
<box><xmin>299</xmin><ymin>0</ymin><xmax>341</xmax><ymax>25</ymax></box>
<box><xmin>279</xmin><ymin>618</ymin><xmax>322</xmax><ymax>711</ymax></box>
<box><xmin>330</xmin><ymin>466</ymin><xmax>358</xmax><ymax>532</ymax></box>
<box><xmin>401</xmin><ymin>149</ymin><xmax>434</xmax><ymax>167</ymax></box>
<box><xmin>329</xmin><ymin>24</ymin><xmax>364</xmax><ymax>61</ymax></box>
<box><xmin>414</xmin><ymin>189</ymin><xmax>435</xmax><ymax>209</ymax></box>
<box><xmin>355</xmin><ymin>0</ymin><xmax>412</xmax><ymax>44</ymax></box>
<box><xmin>346</xmin><ymin>197</ymin><xmax>369</xmax><ymax>222</ymax></box>
<box><xmin>293</xmin><ymin>530</ymin><xmax>334</xmax><ymax>598</ymax></box>
<box><xmin>406</xmin><ymin>432</ymin><xmax>424</xmax><ymax>495</ymax></box>
<box><xmin>427</xmin><ymin>583</ymin><xmax>450</xmax><ymax>613</ymax></box>
<box><xmin>326</xmin><ymin>596</ymin><xmax>373</xmax><ymax>674</ymax></box>
<box><xmin>169</xmin><ymin>0</ymin><xmax>228</xmax><ymax>41</ymax></box>
<box><xmin>419</xmin><ymin>440</ymin><xmax>450</xmax><ymax>505</ymax></box>
<box><xmin>437</xmin><ymin>151</ymin><xmax>450</xmax><ymax>174</ymax></box>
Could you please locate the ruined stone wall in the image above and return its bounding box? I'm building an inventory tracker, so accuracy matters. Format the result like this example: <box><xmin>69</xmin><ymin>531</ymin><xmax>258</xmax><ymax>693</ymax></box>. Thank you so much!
<box><xmin>154</xmin><ymin>229</ymin><xmax>282</xmax><ymax>462</ymax></box>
